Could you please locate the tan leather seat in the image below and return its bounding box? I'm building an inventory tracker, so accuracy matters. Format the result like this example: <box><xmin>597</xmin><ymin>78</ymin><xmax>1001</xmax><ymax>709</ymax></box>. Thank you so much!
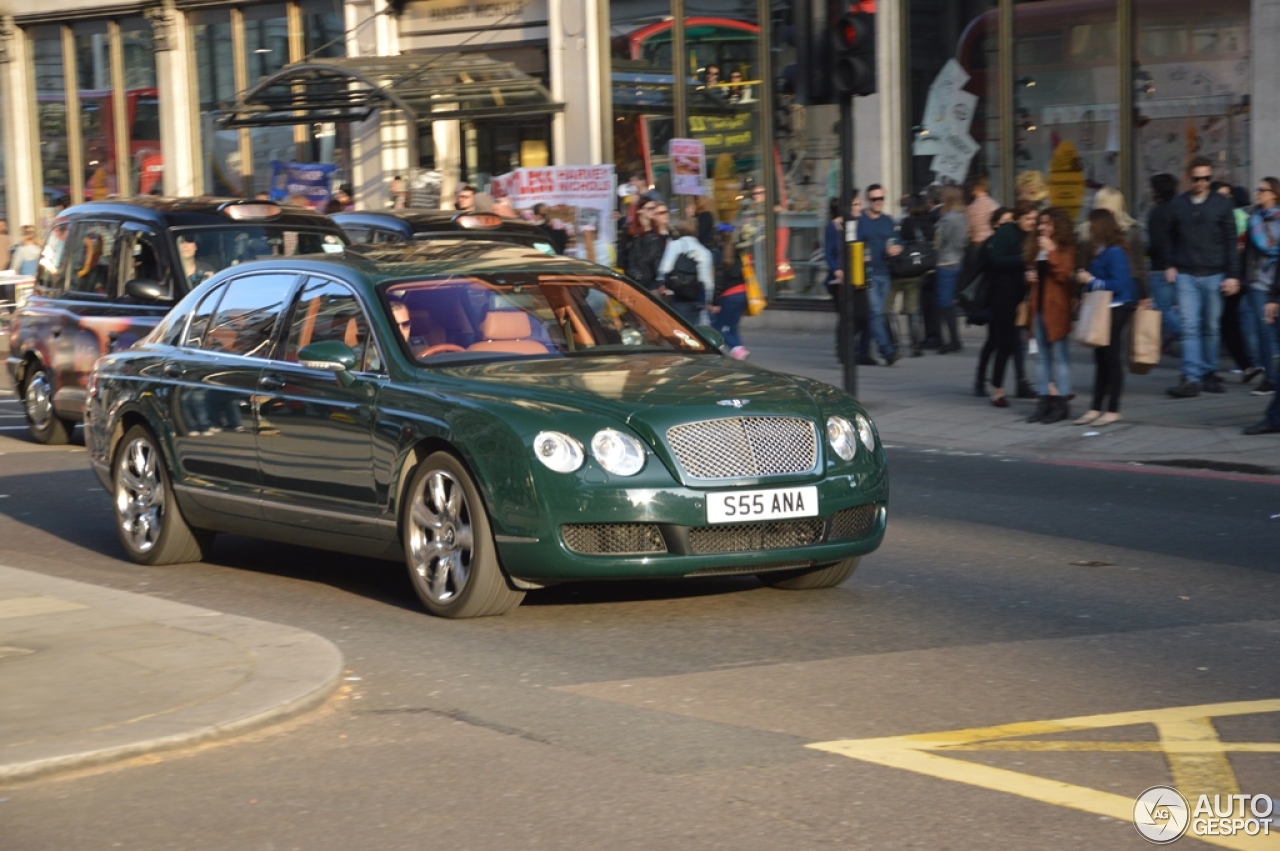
<box><xmin>467</xmin><ymin>310</ymin><xmax>547</xmax><ymax>355</ymax></box>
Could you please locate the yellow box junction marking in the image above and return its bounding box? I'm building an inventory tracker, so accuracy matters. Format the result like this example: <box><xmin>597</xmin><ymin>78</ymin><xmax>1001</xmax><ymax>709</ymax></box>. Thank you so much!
<box><xmin>808</xmin><ymin>699</ymin><xmax>1280</xmax><ymax>850</ymax></box>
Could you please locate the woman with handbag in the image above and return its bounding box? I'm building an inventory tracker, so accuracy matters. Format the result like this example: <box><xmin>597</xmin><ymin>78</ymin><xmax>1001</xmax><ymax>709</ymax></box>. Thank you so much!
<box><xmin>888</xmin><ymin>195</ymin><xmax>936</xmax><ymax>357</ymax></box>
<box><xmin>1025</xmin><ymin>208</ymin><xmax>1078</xmax><ymax>423</ymax></box>
<box><xmin>1074</xmin><ymin>209</ymin><xmax>1138</xmax><ymax>426</ymax></box>
<box><xmin>985</xmin><ymin>202</ymin><xmax>1037</xmax><ymax>407</ymax></box>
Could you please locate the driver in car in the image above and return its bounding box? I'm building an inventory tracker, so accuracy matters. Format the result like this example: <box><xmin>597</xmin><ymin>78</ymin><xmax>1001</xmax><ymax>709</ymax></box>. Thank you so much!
<box><xmin>390</xmin><ymin>297</ymin><xmax>429</xmax><ymax>349</ymax></box>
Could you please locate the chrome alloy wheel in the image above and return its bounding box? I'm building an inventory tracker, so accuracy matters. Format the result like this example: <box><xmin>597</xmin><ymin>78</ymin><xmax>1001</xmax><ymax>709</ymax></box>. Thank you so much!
<box><xmin>407</xmin><ymin>469</ymin><xmax>475</xmax><ymax>605</ymax></box>
<box><xmin>115</xmin><ymin>435</ymin><xmax>165</xmax><ymax>554</ymax></box>
<box><xmin>24</xmin><ymin>371</ymin><xmax>54</xmax><ymax>431</ymax></box>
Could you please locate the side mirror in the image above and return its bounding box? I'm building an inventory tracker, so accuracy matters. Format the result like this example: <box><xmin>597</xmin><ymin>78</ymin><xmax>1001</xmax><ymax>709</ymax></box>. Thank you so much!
<box><xmin>125</xmin><ymin>279</ymin><xmax>171</xmax><ymax>303</ymax></box>
<box><xmin>696</xmin><ymin>324</ymin><xmax>726</xmax><ymax>350</ymax></box>
<box><xmin>298</xmin><ymin>340</ymin><xmax>358</xmax><ymax>387</ymax></box>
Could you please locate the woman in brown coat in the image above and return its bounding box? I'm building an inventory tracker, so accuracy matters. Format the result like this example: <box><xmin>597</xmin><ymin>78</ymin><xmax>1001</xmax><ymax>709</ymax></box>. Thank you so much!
<box><xmin>1025</xmin><ymin>207</ymin><xmax>1078</xmax><ymax>423</ymax></box>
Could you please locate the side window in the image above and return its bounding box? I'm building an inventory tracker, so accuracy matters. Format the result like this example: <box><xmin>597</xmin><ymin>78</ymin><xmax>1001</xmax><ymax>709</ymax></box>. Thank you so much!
<box><xmin>203</xmin><ymin>273</ymin><xmax>296</xmax><ymax>358</ymax></box>
<box><xmin>35</xmin><ymin>222</ymin><xmax>70</xmax><ymax>292</ymax></box>
<box><xmin>282</xmin><ymin>278</ymin><xmax>381</xmax><ymax>371</ymax></box>
<box><xmin>181</xmin><ymin>283</ymin><xmax>227</xmax><ymax>348</ymax></box>
<box><xmin>116</xmin><ymin>230</ymin><xmax>168</xmax><ymax>299</ymax></box>
<box><xmin>341</xmin><ymin>227</ymin><xmax>370</xmax><ymax>243</ymax></box>
<box><xmin>67</xmin><ymin>220</ymin><xmax>120</xmax><ymax>296</ymax></box>
<box><xmin>372</xmin><ymin>229</ymin><xmax>404</xmax><ymax>244</ymax></box>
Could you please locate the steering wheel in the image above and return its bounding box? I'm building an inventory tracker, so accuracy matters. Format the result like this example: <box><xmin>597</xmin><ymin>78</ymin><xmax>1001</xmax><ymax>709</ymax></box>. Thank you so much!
<box><xmin>417</xmin><ymin>343</ymin><xmax>465</xmax><ymax>358</ymax></box>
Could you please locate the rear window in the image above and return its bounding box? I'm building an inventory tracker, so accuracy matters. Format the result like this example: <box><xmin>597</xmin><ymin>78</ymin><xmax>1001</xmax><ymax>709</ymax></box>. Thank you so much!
<box><xmin>170</xmin><ymin>225</ymin><xmax>345</xmax><ymax>278</ymax></box>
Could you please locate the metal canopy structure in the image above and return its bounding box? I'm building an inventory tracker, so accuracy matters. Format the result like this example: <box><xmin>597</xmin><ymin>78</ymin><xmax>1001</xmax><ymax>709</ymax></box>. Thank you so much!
<box><xmin>217</xmin><ymin>53</ymin><xmax>564</xmax><ymax>162</ymax></box>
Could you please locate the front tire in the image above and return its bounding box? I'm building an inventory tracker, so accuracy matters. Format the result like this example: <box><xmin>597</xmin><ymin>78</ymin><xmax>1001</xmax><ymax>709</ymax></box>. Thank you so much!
<box><xmin>758</xmin><ymin>557</ymin><xmax>860</xmax><ymax>590</ymax></box>
<box><xmin>23</xmin><ymin>365</ymin><xmax>73</xmax><ymax>445</ymax></box>
<box><xmin>403</xmin><ymin>451</ymin><xmax>525</xmax><ymax>618</ymax></box>
<box><xmin>112</xmin><ymin>425</ymin><xmax>212</xmax><ymax>565</ymax></box>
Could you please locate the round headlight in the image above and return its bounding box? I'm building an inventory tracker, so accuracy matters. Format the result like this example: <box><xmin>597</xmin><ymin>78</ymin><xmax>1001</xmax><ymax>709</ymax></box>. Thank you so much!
<box><xmin>533</xmin><ymin>431</ymin><xmax>584</xmax><ymax>473</ymax></box>
<box><xmin>826</xmin><ymin>416</ymin><xmax>857</xmax><ymax>461</ymax></box>
<box><xmin>854</xmin><ymin>414</ymin><xmax>876</xmax><ymax>452</ymax></box>
<box><xmin>591</xmin><ymin>428</ymin><xmax>646</xmax><ymax>476</ymax></box>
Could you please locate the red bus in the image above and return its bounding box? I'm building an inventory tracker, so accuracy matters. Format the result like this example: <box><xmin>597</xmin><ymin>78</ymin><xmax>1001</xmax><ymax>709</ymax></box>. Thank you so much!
<box><xmin>38</xmin><ymin>87</ymin><xmax>162</xmax><ymax>200</ymax></box>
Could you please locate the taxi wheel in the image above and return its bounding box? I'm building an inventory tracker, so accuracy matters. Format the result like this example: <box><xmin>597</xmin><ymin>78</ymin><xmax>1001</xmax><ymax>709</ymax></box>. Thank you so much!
<box><xmin>758</xmin><ymin>557</ymin><xmax>860</xmax><ymax>590</ymax></box>
<box><xmin>23</xmin><ymin>366</ymin><xmax>73</xmax><ymax>445</ymax></box>
<box><xmin>112</xmin><ymin>426</ymin><xmax>212</xmax><ymax>565</ymax></box>
<box><xmin>403</xmin><ymin>452</ymin><xmax>525</xmax><ymax>618</ymax></box>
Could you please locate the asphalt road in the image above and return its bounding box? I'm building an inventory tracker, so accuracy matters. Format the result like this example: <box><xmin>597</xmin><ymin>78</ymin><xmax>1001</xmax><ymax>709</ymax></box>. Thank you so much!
<box><xmin>1</xmin><ymin>392</ymin><xmax>1278</xmax><ymax>850</ymax></box>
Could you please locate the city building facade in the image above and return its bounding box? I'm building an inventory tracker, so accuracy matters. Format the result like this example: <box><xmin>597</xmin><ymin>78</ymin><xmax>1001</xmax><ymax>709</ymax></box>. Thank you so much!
<box><xmin>1</xmin><ymin>0</ymin><xmax>1275</xmax><ymax>306</ymax></box>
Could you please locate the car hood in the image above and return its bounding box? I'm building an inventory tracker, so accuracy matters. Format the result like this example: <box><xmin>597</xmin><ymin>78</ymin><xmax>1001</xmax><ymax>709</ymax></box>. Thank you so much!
<box><xmin>436</xmin><ymin>353</ymin><xmax>823</xmax><ymax>425</ymax></box>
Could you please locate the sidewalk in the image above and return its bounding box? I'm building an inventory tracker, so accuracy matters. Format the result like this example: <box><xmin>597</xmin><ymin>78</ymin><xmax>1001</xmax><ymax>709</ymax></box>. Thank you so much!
<box><xmin>0</xmin><ymin>564</ymin><xmax>342</xmax><ymax>785</ymax></box>
<box><xmin>743</xmin><ymin>313</ymin><xmax>1280</xmax><ymax>475</ymax></box>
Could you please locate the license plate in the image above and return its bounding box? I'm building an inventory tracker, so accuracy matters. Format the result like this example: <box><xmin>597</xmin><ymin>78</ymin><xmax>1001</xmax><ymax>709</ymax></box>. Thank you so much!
<box><xmin>706</xmin><ymin>486</ymin><xmax>819</xmax><ymax>524</ymax></box>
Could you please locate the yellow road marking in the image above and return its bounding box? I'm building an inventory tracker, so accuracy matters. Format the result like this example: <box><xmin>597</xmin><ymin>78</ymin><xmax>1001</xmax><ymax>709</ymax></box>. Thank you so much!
<box><xmin>809</xmin><ymin>699</ymin><xmax>1280</xmax><ymax>851</ymax></box>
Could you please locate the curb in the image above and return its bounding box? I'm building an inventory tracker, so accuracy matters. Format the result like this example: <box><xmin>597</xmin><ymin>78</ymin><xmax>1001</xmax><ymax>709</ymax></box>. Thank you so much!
<box><xmin>0</xmin><ymin>565</ymin><xmax>344</xmax><ymax>785</ymax></box>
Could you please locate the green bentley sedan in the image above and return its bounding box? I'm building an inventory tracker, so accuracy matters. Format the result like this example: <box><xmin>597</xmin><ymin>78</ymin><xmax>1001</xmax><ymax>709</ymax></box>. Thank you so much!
<box><xmin>85</xmin><ymin>241</ymin><xmax>887</xmax><ymax>618</ymax></box>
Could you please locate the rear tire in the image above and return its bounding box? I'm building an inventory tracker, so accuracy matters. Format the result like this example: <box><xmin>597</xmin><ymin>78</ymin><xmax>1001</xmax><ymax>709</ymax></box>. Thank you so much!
<box><xmin>112</xmin><ymin>425</ymin><xmax>212</xmax><ymax>565</ymax></box>
<box><xmin>403</xmin><ymin>451</ymin><xmax>525</xmax><ymax>618</ymax></box>
<box><xmin>758</xmin><ymin>557</ymin><xmax>860</xmax><ymax>590</ymax></box>
<box><xmin>23</xmin><ymin>365</ymin><xmax>73</xmax><ymax>445</ymax></box>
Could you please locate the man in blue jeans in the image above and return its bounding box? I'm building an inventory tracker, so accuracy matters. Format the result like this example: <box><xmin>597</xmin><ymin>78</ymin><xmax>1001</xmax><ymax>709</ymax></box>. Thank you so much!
<box><xmin>1164</xmin><ymin>156</ymin><xmax>1241</xmax><ymax>397</ymax></box>
<box><xmin>857</xmin><ymin>184</ymin><xmax>902</xmax><ymax>366</ymax></box>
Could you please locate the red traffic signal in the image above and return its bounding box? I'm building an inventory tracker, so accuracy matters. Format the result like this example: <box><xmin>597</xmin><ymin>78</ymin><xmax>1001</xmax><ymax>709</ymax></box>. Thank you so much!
<box><xmin>831</xmin><ymin>11</ymin><xmax>876</xmax><ymax>97</ymax></box>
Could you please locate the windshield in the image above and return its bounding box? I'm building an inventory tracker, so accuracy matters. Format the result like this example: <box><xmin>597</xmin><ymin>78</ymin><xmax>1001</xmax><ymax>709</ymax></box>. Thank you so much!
<box><xmin>172</xmin><ymin>225</ymin><xmax>345</xmax><ymax>285</ymax></box>
<box><xmin>383</xmin><ymin>273</ymin><xmax>714</xmax><ymax>362</ymax></box>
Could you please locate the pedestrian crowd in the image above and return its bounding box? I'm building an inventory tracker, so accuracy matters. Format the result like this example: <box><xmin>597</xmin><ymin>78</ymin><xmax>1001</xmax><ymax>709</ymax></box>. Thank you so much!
<box><xmin>823</xmin><ymin>156</ymin><xmax>1280</xmax><ymax>436</ymax></box>
<box><xmin>615</xmin><ymin>171</ymin><xmax>761</xmax><ymax>360</ymax></box>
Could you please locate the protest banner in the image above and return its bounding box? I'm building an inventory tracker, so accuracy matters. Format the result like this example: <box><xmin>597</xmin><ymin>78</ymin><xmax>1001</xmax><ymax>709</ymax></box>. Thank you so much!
<box><xmin>490</xmin><ymin>165</ymin><xmax>617</xmax><ymax>266</ymax></box>
<box><xmin>268</xmin><ymin>161</ymin><xmax>338</xmax><ymax>209</ymax></box>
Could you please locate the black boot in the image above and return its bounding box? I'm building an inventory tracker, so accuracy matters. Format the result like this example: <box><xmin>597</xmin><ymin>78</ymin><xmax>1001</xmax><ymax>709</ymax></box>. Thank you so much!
<box><xmin>909</xmin><ymin>314</ymin><xmax>925</xmax><ymax>356</ymax></box>
<box><xmin>1026</xmin><ymin>396</ymin><xmax>1049</xmax><ymax>423</ymax></box>
<box><xmin>939</xmin><ymin>308</ymin><xmax>963</xmax><ymax>353</ymax></box>
<box><xmin>1016</xmin><ymin>378</ymin><xmax>1038</xmax><ymax>400</ymax></box>
<box><xmin>1042</xmin><ymin>395</ymin><xmax>1069</xmax><ymax>424</ymax></box>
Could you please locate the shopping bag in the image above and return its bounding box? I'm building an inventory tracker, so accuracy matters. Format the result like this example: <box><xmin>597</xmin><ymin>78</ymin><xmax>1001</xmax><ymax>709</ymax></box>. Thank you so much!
<box><xmin>1072</xmin><ymin>290</ymin><xmax>1112</xmax><ymax>347</ymax></box>
<box><xmin>744</xmin><ymin>254</ymin><xmax>767</xmax><ymax>317</ymax></box>
<box><xmin>1128</xmin><ymin>305</ymin><xmax>1162</xmax><ymax>374</ymax></box>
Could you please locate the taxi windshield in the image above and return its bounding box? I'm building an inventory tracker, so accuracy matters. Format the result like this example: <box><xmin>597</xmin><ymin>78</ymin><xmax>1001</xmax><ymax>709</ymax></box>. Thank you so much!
<box><xmin>383</xmin><ymin>274</ymin><xmax>713</xmax><ymax>362</ymax></box>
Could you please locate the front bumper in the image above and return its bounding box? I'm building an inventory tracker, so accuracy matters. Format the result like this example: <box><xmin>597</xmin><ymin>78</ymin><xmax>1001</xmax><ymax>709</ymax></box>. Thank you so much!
<box><xmin>495</xmin><ymin>472</ymin><xmax>888</xmax><ymax>582</ymax></box>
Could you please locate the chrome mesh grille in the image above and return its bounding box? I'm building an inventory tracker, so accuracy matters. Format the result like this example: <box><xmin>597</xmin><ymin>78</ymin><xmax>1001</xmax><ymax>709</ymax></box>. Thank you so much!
<box><xmin>829</xmin><ymin>503</ymin><xmax>881</xmax><ymax>540</ymax></box>
<box><xmin>562</xmin><ymin>523</ymin><xmax>667</xmax><ymax>555</ymax></box>
<box><xmin>687</xmin><ymin>518</ymin><xmax>825</xmax><ymax>554</ymax></box>
<box><xmin>666</xmin><ymin>417</ymin><xmax>817</xmax><ymax>479</ymax></box>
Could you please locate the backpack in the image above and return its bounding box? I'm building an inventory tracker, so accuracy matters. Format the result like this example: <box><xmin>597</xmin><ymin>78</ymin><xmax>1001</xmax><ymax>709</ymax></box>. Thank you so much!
<box><xmin>666</xmin><ymin>250</ymin><xmax>703</xmax><ymax>302</ymax></box>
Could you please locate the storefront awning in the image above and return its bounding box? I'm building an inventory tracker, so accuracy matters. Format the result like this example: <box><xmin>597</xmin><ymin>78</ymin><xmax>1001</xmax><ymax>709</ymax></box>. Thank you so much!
<box><xmin>216</xmin><ymin>53</ymin><xmax>564</xmax><ymax>130</ymax></box>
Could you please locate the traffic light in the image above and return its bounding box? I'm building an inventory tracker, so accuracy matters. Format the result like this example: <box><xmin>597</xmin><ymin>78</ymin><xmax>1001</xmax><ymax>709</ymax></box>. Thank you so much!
<box><xmin>792</xmin><ymin>1</ymin><xmax>877</xmax><ymax>104</ymax></box>
<box><xmin>832</xmin><ymin>7</ymin><xmax>876</xmax><ymax>97</ymax></box>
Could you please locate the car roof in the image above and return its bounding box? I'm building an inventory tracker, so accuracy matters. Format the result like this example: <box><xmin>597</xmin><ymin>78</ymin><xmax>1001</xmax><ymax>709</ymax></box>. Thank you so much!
<box><xmin>332</xmin><ymin>209</ymin><xmax>547</xmax><ymax>238</ymax></box>
<box><xmin>217</xmin><ymin>239</ymin><xmax>614</xmax><ymax>285</ymax></box>
<box><xmin>53</xmin><ymin>197</ymin><xmax>343</xmax><ymax>230</ymax></box>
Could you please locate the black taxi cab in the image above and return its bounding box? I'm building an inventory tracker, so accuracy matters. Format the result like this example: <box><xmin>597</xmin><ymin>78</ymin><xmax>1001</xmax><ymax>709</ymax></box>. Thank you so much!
<box><xmin>332</xmin><ymin>210</ymin><xmax>559</xmax><ymax>255</ymax></box>
<box><xmin>6</xmin><ymin>197</ymin><xmax>347</xmax><ymax>443</ymax></box>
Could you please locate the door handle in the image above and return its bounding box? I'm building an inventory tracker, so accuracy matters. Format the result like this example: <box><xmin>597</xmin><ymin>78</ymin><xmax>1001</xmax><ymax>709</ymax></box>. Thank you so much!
<box><xmin>259</xmin><ymin>374</ymin><xmax>286</xmax><ymax>391</ymax></box>
<box><xmin>163</xmin><ymin>363</ymin><xmax>185</xmax><ymax>378</ymax></box>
